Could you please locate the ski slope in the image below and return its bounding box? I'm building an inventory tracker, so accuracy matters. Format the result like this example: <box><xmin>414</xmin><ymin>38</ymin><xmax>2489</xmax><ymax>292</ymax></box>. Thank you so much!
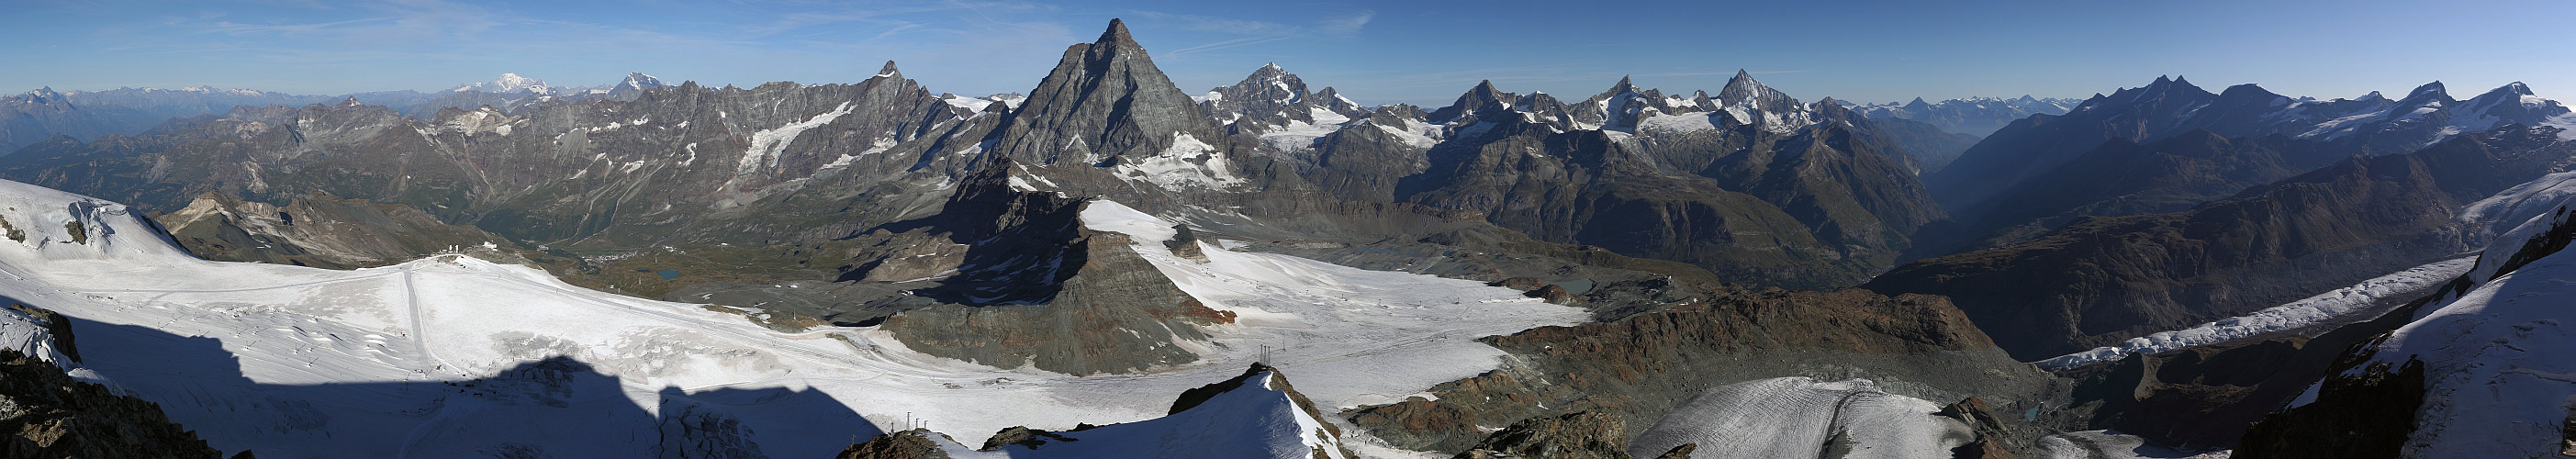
<box><xmin>0</xmin><ymin>180</ymin><xmax>1584</xmax><ymax>457</ymax></box>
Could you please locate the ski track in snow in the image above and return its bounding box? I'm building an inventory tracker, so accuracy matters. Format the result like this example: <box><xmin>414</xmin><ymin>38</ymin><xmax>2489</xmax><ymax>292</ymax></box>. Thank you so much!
<box><xmin>0</xmin><ymin>180</ymin><xmax>1582</xmax><ymax>457</ymax></box>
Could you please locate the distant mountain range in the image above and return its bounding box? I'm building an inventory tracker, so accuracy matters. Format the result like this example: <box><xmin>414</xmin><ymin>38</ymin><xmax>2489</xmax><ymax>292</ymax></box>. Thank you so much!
<box><xmin>1844</xmin><ymin>95</ymin><xmax>2082</xmax><ymax>136</ymax></box>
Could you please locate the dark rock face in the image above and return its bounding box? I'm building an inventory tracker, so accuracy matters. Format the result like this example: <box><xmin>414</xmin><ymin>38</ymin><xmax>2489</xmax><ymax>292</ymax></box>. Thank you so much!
<box><xmin>834</xmin><ymin>430</ymin><xmax>953</xmax><ymax>459</ymax></box>
<box><xmin>1450</xmin><ymin>411</ymin><xmax>1638</xmax><ymax>459</ymax></box>
<box><xmin>4</xmin><ymin>305</ymin><xmax>76</xmax><ymax>364</ymax></box>
<box><xmin>2232</xmin><ymin>359</ymin><xmax>2425</xmax><ymax>459</ymax></box>
<box><xmin>1937</xmin><ymin>397</ymin><xmax>2019</xmax><ymax>459</ymax></box>
<box><xmin>986</xmin><ymin>19</ymin><xmax>1228</xmax><ymax>170</ymax></box>
<box><xmin>873</xmin><ymin>159</ymin><xmax>1232</xmax><ymax>375</ymax></box>
<box><xmin>1868</xmin><ymin>126</ymin><xmax>2576</xmax><ymax>360</ymax></box>
<box><xmin>1349</xmin><ymin>288</ymin><xmax>2054</xmax><ymax>453</ymax></box>
<box><xmin>1197</xmin><ymin>63</ymin><xmax>1324</xmax><ymax>135</ymax></box>
<box><xmin>0</xmin><ymin>349</ymin><xmax>235</xmax><ymax>459</ymax></box>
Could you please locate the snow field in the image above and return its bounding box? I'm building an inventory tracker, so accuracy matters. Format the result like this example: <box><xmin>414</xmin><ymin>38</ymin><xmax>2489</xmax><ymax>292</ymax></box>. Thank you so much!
<box><xmin>0</xmin><ymin>180</ymin><xmax>1582</xmax><ymax>457</ymax></box>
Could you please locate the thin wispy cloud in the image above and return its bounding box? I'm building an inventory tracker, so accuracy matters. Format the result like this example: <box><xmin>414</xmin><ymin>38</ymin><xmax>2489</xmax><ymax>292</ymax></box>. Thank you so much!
<box><xmin>1142</xmin><ymin>9</ymin><xmax>1374</xmax><ymax>58</ymax></box>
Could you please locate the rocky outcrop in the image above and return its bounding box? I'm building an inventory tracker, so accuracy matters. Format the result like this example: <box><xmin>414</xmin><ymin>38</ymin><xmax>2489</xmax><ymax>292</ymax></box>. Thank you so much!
<box><xmin>834</xmin><ymin>430</ymin><xmax>953</xmax><ymax>459</ymax></box>
<box><xmin>870</xmin><ymin>158</ymin><xmax>1232</xmax><ymax>375</ymax></box>
<box><xmin>1938</xmin><ymin>397</ymin><xmax>2018</xmax><ymax>459</ymax></box>
<box><xmin>1450</xmin><ymin>411</ymin><xmax>1652</xmax><ymax>459</ymax></box>
<box><xmin>0</xmin><ymin>349</ymin><xmax>237</xmax><ymax>458</ymax></box>
<box><xmin>1349</xmin><ymin>287</ymin><xmax>2054</xmax><ymax>453</ymax></box>
<box><xmin>2231</xmin><ymin>359</ymin><xmax>2425</xmax><ymax>459</ymax></box>
<box><xmin>4</xmin><ymin>305</ymin><xmax>76</xmax><ymax>364</ymax></box>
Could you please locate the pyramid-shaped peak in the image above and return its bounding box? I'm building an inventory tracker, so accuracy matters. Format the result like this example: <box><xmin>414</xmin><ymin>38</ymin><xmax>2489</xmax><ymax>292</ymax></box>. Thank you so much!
<box><xmin>1606</xmin><ymin>75</ymin><xmax>1639</xmax><ymax>95</ymax></box>
<box><xmin>1261</xmin><ymin>62</ymin><xmax>1282</xmax><ymax>71</ymax></box>
<box><xmin>1098</xmin><ymin>18</ymin><xmax>1134</xmax><ymax>45</ymax></box>
<box><xmin>1473</xmin><ymin>80</ymin><xmax>1498</xmax><ymax>92</ymax></box>
<box><xmin>877</xmin><ymin>61</ymin><xmax>902</xmax><ymax>77</ymax></box>
<box><xmin>1719</xmin><ymin>70</ymin><xmax>1785</xmax><ymax>101</ymax></box>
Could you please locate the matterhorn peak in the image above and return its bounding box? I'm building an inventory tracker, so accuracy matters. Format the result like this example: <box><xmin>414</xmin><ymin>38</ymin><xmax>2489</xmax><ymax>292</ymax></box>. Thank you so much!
<box><xmin>1098</xmin><ymin>17</ymin><xmax>1136</xmax><ymax>46</ymax></box>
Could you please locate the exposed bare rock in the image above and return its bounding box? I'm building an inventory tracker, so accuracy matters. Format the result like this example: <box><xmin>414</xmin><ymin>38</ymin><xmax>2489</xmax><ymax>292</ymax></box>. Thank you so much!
<box><xmin>835</xmin><ymin>430</ymin><xmax>954</xmax><ymax>459</ymax></box>
<box><xmin>1450</xmin><ymin>411</ymin><xmax>1634</xmax><ymax>459</ymax></box>
<box><xmin>0</xmin><ymin>349</ymin><xmax>235</xmax><ymax>458</ymax></box>
<box><xmin>870</xmin><ymin>158</ymin><xmax>1233</xmax><ymax>375</ymax></box>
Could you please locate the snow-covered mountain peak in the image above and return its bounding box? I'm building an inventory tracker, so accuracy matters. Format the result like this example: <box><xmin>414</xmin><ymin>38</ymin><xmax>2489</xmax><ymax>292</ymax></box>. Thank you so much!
<box><xmin>452</xmin><ymin>73</ymin><xmax>552</xmax><ymax>94</ymax></box>
<box><xmin>616</xmin><ymin>72</ymin><xmax>664</xmax><ymax>89</ymax></box>
<box><xmin>2401</xmin><ymin>81</ymin><xmax>2454</xmax><ymax>104</ymax></box>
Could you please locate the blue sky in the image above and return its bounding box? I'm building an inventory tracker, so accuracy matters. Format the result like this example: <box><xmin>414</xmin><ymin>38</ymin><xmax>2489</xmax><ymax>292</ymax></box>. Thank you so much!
<box><xmin>6</xmin><ymin>0</ymin><xmax>2571</xmax><ymax>107</ymax></box>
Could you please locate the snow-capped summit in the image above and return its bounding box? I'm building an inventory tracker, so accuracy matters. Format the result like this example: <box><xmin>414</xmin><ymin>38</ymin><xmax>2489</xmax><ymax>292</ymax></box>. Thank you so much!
<box><xmin>2459</xmin><ymin>82</ymin><xmax>2570</xmax><ymax>127</ymax></box>
<box><xmin>615</xmin><ymin>72</ymin><xmax>665</xmax><ymax>90</ymax></box>
<box><xmin>1716</xmin><ymin>70</ymin><xmax>1812</xmax><ymax>131</ymax></box>
<box><xmin>451</xmin><ymin>73</ymin><xmax>552</xmax><ymax>94</ymax></box>
<box><xmin>600</xmin><ymin>72</ymin><xmax>670</xmax><ymax>100</ymax></box>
